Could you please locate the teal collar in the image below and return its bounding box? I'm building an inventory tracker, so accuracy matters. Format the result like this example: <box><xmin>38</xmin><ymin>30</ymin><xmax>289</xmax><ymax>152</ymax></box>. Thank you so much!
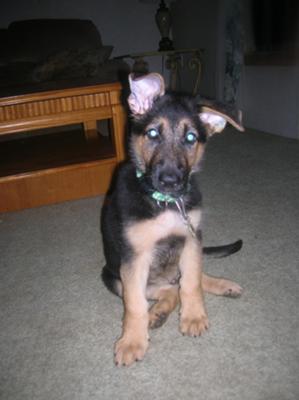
<box><xmin>151</xmin><ymin>191</ymin><xmax>176</xmax><ymax>203</ymax></box>
<box><xmin>136</xmin><ymin>169</ymin><xmax>176</xmax><ymax>203</ymax></box>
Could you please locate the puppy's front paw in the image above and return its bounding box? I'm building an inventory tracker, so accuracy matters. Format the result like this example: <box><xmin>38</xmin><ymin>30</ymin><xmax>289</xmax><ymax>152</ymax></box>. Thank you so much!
<box><xmin>114</xmin><ymin>335</ymin><xmax>149</xmax><ymax>367</ymax></box>
<box><xmin>180</xmin><ymin>314</ymin><xmax>209</xmax><ymax>337</ymax></box>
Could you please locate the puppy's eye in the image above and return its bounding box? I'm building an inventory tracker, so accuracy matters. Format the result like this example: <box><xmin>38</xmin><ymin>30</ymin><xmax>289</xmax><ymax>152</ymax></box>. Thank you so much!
<box><xmin>185</xmin><ymin>131</ymin><xmax>197</xmax><ymax>144</ymax></box>
<box><xmin>146</xmin><ymin>128</ymin><xmax>159</xmax><ymax>139</ymax></box>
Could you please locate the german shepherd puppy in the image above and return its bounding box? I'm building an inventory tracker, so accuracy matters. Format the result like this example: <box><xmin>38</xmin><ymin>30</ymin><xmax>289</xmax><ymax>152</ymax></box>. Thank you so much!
<box><xmin>101</xmin><ymin>73</ymin><xmax>244</xmax><ymax>366</ymax></box>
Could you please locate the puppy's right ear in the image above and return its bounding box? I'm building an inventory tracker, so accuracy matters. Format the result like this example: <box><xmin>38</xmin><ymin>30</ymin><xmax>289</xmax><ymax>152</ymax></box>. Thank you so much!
<box><xmin>128</xmin><ymin>73</ymin><xmax>165</xmax><ymax>116</ymax></box>
<box><xmin>198</xmin><ymin>98</ymin><xmax>244</xmax><ymax>136</ymax></box>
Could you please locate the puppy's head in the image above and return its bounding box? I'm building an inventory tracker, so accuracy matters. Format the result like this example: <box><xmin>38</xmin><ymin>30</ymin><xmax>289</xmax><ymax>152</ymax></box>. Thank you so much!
<box><xmin>128</xmin><ymin>73</ymin><xmax>244</xmax><ymax>197</ymax></box>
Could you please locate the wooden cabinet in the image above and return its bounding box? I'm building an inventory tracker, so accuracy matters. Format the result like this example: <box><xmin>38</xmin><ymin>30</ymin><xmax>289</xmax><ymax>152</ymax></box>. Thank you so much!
<box><xmin>0</xmin><ymin>82</ymin><xmax>126</xmax><ymax>212</ymax></box>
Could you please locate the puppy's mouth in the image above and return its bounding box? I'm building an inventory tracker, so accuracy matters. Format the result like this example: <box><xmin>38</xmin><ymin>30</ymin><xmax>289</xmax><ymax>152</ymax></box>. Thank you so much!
<box><xmin>150</xmin><ymin>166</ymin><xmax>189</xmax><ymax>198</ymax></box>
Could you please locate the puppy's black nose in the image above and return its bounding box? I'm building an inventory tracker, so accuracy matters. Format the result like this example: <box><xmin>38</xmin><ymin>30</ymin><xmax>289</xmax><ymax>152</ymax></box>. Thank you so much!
<box><xmin>158</xmin><ymin>171</ymin><xmax>181</xmax><ymax>189</ymax></box>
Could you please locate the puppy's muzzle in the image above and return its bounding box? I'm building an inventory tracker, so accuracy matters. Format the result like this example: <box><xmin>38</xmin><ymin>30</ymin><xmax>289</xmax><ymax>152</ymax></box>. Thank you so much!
<box><xmin>153</xmin><ymin>163</ymin><xmax>187</xmax><ymax>195</ymax></box>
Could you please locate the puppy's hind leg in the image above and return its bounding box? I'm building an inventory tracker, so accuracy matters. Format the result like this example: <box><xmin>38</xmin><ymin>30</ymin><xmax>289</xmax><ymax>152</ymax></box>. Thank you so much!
<box><xmin>202</xmin><ymin>273</ymin><xmax>243</xmax><ymax>298</ymax></box>
<box><xmin>147</xmin><ymin>285</ymin><xmax>179</xmax><ymax>329</ymax></box>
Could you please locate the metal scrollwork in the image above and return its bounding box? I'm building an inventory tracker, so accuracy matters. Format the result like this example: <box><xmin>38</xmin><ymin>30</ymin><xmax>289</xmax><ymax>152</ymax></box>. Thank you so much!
<box><xmin>188</xmin><ymin>50</ymin><xmax>202</xmax><ymax>96</ymax></box>
<box><xmin>165</xmin><ymin>54</ymin><xmax>182</xmax><ymax>91</ymax></box>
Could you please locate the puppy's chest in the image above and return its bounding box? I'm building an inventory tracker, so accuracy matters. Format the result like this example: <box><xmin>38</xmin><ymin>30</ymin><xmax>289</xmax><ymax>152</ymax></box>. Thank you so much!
<box><xmin>126</xmin><ymin>208</ymin><xmax>201</xmax><ymax>282</ymax></box>
<box><xmin>126</xmin><ymin>208</ymin><xmax>201</xmax><ymax>250</ymax></box>
<box><xmin>148</xmin><ymin>235</ymin><xmax>185</xmax><ymax>285</ymax></box>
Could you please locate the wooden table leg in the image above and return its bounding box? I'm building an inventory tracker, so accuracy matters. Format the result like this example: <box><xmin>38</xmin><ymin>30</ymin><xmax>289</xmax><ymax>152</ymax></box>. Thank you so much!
<box><xmin>83</xmin><ymin>120</ymin><xmax>98</xmax><ymax>143</ymax></box>
<box><xmin>112</xmin><ymin>103</ymin><xmax>126</xmax><ymax>162</ymax></box>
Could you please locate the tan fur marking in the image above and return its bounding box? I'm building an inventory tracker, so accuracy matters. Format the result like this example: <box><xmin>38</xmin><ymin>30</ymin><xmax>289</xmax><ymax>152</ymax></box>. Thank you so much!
<box><xmin>114</xmin><ymin>219</ymin><xmax>156</xmax><ymax>366</ymax></box>
<box><xmin>115</xmin><ymin>211</ymin><xmax>187</xmax><ymax>366</ymax></box>
<box><xmin>126</xmin><ymin>210</ymin><xmax>188</xmax><ymax>251</ymax></box>
<box><xmin>131</xmin><ymin>115</ymin><xmax>207</xmax><ymax>175</ymax></box>
<box><xmin>116</xmin><ymin>272</ymin><xmax>242</xmax><ymax>299</ymax></box>
<box><xmin>131</xmin><ymin>135</ymin><xmax>148</xmax><ymax>171</ymax></box>
<box><xmin>179</xmin><ymin>236</ymin><xmax>209</xmax><ymax>336</ymax></box>
<box><xmin>148</xmin><ymin>285</ymin><xmax>179</xmax><ymax>329</ymax></box>
<box><xmin>176</xmin><ymin>118</ymin><xmax>198</xmax><ymax>134</ymax></box>
<box><xmin>191</xmin><ymin>144</ymin><xmax>205</xmax><ymax>171</ymax></box>
<box><xmin>146</xmin><ymin>116</ymin><xmax>168</xmax><ymax>131</ymax></box>
<box><xmin>202</xmin><ymin>274</ymin><xmax>243</xmax><ymax>297</ymax></box>
<box><xmin>188</xmin><ymin>209</ymin><xmax>201</xmax><ymax>231</ymax></box>
<box><xmin>114</xmin><ymin>257</ymin><xmax>150</xmax><ymax>366</ymax></box>
<box><xmin>145</xmin><ymin>117</ymin><xmax>169</xmax><ymax>137</ymax></box>
<box><xmin>115</xmin><ymin>205</ymin><xmax>213</xmax><ymax>362</ymax></box>
<box><xmin>132</xmin><ymin>117</ymin><xmax>170</xmax><ymax>172</ymax></box>
<box><xmin>176</xmin><ymin>118</ymin><xmax>206</xmax><ymax>169</ymax></box>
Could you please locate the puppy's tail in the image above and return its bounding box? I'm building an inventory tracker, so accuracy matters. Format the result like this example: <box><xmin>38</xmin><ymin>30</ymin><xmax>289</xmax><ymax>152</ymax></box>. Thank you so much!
<box><xmin>203</xmin><ymin>239</ymin><xmax>243</xmax><ymax>258</ymax></box>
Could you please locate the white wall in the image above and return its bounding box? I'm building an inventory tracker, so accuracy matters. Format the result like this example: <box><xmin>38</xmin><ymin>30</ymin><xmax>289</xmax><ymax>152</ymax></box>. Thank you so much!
<box><xmin>239</xmin><ymin>1</ymin><xmax>299</xmax><ymax>139</ymax></box>
<box><xmin>239</xmin><ymin>66</ymin><xmax>299</xmax><ymax>139</ymax></box>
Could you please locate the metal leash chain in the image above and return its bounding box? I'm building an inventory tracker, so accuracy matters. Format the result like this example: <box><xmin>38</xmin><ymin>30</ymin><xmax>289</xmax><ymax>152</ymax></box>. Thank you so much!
<box><xmin>174</xmin><ymin>197</ymin><xmax>197</xmax><ymax>238</ymax></box>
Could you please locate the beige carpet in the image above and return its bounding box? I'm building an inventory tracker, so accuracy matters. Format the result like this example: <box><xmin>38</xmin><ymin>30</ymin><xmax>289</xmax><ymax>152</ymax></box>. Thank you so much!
<box><xmin>1</xmin><ymin>128</ymin><xmax>298</xmax><ymax>400</ymax></box>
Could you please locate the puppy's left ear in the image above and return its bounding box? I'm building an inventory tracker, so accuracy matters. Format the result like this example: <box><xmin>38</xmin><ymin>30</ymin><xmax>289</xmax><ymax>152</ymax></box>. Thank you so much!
<box><xmin>198</xmin><ymin>100</ymin><xmax>244</xmax><ymax>135</ymax></box>
<box><xmin>128</xmin><ymin>73</ymin><xmax>165</xmax><ymax>116</ymax></box>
